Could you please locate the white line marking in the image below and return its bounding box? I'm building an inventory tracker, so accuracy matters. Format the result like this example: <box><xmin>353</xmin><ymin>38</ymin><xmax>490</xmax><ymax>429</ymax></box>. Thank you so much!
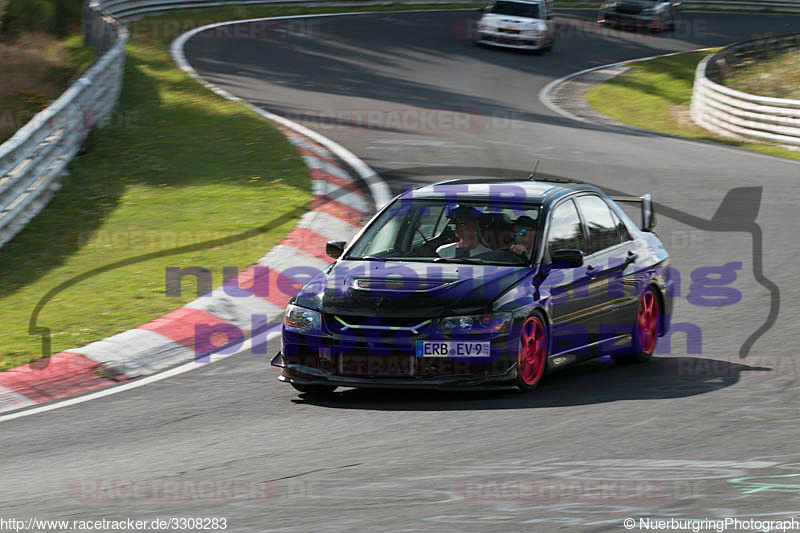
<box><xmin>0</xmin><ymin>332</ymin><xmax>280</xmax><ymax>423</ymax></box>
<box><xmin>538</xmin><ymin>47</ymin><xmax>800</xmax><ymax>166</ymax></box>
<box><xmin>539</xmin><ymin>47</ymin><xmax>715</xmax><ymax>124</ymax></box>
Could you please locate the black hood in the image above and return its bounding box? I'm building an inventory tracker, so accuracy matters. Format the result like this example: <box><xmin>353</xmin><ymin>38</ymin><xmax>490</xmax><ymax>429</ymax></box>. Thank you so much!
<box><xmin>293</xmin><ymin>260</ymin><xmax>535</xmax><ymax>318</ymax></box>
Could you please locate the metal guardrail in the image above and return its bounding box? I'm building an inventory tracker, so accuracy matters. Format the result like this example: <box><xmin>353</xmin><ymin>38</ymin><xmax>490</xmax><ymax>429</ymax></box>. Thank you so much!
<box><xmin>682</xmin><ymin>0</ymin><xmax>800</xmax><ymax>11</ymax></box>
<box><xmin>93</xmin><ymin>0</ymin><xmax>800</xmax><ymax>19</ymax></box>
<box><xmin>690</xmin><ymin>33</ymin><xmax>800</xmax><ymax>147</ymax></box>
<box><xmin>102</xmin><ymin>0</ymin><xmax>478</xmax><ymax>19</ymax></box>
<box><xmin>0</xmin><ymin>5</ymin><xmax>127</xmax><ymax>249</ymax></box>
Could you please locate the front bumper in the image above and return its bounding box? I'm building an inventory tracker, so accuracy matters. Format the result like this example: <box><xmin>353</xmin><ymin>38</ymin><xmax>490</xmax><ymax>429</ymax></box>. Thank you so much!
<box><xmin>276</xmin><ymin>311</ymin><xmax>523</xmax><ymax>389</ymax></box>
<box><xmin>598</xmin><ymin>11</ymin><xmax>664</xmax><ymax>26</ymax></box>
<box><xmin>477</xmin><ymin>31</ymin><xmax>545</xmax><ymax>50</ymax></box>
<box><xmin>272</xmin><ymin>352</ymin><xmax>518</xmax><ymax>390</ymax></box>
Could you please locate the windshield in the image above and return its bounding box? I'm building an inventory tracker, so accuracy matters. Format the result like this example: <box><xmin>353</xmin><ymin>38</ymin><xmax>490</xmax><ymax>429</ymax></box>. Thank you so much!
<box><xmin>488</xmin><ymin>1</ymin><xmax>540</xmax><ymax>18</ymax></box>
<box><xmin>346</xmin><ymin>199</ymin><xmax>542</xmax><ymax>265</ymax></box>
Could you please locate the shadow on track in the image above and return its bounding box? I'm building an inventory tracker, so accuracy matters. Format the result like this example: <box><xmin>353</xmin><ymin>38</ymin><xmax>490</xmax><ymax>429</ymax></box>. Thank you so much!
<box><xmin>185</xmin><ymin>10</ymin><xmax>800</xmax><ymax>141</ymax></box>
<box><xmin>291</xmin><ymin>356</ymin><xmax>771</xmax><ymax>410</ymax></box>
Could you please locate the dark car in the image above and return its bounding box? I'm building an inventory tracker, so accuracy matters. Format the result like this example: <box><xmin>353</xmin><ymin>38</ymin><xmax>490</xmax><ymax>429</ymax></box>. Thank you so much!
<box><xmin>597</xmin><ymin>0</ymin><xmax>681</xmax><ymax>32</ymax></box>
<box><xmin>271</xmin><ymin>178</ymin><xmax>674</xmax><ymax>394</ymax></box>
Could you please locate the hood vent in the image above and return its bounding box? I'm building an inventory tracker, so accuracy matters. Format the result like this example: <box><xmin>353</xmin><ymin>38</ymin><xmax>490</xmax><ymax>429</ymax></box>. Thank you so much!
<box><xmin>352</xmin><ymin>278</ymin><xmax>453</xmax><ymax>292</ymax></box>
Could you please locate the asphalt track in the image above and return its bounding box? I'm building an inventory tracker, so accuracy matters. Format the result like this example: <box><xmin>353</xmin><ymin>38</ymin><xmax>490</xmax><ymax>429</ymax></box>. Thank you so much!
<box><xmin>3</xmin><ymin>9</ymin><xmax>800</xmax><ymax>532</ymax></box>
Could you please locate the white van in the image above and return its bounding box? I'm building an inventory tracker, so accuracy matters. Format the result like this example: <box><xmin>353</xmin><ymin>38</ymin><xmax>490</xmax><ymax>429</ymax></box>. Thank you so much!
<box><xmin>475</xmin><ymin>0</ymin><xmax>556</xmax><ymax>52</ymax></box>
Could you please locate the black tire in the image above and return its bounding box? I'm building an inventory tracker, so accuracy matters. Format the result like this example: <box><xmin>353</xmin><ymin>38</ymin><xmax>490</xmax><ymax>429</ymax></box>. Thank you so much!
<box><xmin>615</xmin><ymin>285</ymin><xmax>660</xmax><ymax>364</ymax></box>
<box><xmin>514</xmin><ymin>311</ymin><xmax>549</xmax><ymax>392</ymax></box>
<box><xmin>291</xmin><ymin>384</ymin><xmax>337</xmax><ymax>395</ymax></box>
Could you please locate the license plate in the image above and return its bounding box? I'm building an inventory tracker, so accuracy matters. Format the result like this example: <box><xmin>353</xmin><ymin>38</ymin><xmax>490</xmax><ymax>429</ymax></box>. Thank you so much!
<box><xmin>416</xmin><ymin>341</ymin><xmax>491</xmax><ymax>358</ymax></box>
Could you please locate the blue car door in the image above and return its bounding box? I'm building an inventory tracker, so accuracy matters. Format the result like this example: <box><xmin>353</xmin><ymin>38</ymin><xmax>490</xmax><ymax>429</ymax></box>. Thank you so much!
<box><xmin>539</xmin><ymin>198</ymin><xmax>595</xmax><ymax>357</ymax></box>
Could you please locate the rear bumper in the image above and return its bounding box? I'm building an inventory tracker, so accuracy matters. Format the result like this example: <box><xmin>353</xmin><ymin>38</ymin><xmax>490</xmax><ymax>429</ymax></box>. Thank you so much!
<box><xmin>271</xmin><ymin>352</ymin><xmax>518</xmax><ymax>390</ymax></box>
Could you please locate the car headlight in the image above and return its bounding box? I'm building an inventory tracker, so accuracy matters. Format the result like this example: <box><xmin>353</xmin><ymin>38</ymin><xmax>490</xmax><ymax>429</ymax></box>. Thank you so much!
<box><xmin>284</xmin><ymin>303</ymin><xmax>321</xmax><ymax>333</ymax></box>
<box><xmin>523</xmin><ymin>22</ymin><xmax>546</xmax><ymax>34</ymax></box>
<box><xmin>438</xmin><ymin>313</ymin><xmax>512</xmax><ymax>335</ymax></box>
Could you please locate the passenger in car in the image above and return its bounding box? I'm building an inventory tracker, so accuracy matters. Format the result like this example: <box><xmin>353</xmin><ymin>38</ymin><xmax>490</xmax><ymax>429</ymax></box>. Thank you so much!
<box><xmin>479</xmin><ymin>214</ymin><xmax>515</xmax><ymax>251</ymax></box>
<box><xmin>511</xmin><ymin>216</ymin><xmax>537</xmax><ymax>258</ymax></box>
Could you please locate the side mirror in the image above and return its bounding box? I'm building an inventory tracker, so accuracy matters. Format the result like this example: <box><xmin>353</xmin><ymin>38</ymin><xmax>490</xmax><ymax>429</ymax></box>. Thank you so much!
<box><xmin>551</xmin><ymin>249</ymin><xmax>584</xmax><ymax>268</ymax></box>
<box><xmin>642</xmin><ymin>193</ymin><xmax>656</xmax><ymax>231</ymax></box>
<box><xmin>326</xmin><ymin>240</ymin><xmax>346</xmax><ymax>259</ymax></box>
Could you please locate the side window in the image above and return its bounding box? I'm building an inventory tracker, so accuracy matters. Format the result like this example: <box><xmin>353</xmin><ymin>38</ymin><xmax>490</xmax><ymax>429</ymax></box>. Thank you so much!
<box><xmin>576</xmin><ymin>195</ymin><xmax>621</xmax><ymax>255</ymax></box>
<box><xmin>547</xmin><ymin>199</ymin><xmax>584</xmax><ymax>256</ymax></box>
<box><xmin>613</xmin><ymin>210</ymin><xmax>632</xmax><ymax>243</ymax></box>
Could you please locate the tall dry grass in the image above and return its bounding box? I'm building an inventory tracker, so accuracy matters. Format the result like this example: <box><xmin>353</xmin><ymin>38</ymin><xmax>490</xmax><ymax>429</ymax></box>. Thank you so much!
<box><xmin>724</xmin><ymin>49</ymin><xmax>800</xmax><ymax>100</ymax></box>
<box><xmin>0</xmin><ymin>33</ymin><xmax>87</xmax><ymax>140</ymax></box>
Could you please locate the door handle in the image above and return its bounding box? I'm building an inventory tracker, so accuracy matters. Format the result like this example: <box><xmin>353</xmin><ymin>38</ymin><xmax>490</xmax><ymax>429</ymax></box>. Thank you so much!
<box><xmin>585</xmin><ymin>264</ymin><xmax>599</xmax><ymax>278</ymax></box>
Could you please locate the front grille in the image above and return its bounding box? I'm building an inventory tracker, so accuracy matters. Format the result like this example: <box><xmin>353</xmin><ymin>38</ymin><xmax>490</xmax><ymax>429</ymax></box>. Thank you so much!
<box><xmin>497</xmin><ymin>28</ymin><xmax>521</xmax><ymax>34</ymax></box>
<box><xmin>324</xmin><ymin>314</ymin><xmax>434</xmax><ymax>335</ymax></box>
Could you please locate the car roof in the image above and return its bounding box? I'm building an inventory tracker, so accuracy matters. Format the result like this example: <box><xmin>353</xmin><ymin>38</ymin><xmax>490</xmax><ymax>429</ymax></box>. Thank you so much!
<box><xmin>402</xmin><ymin>177</ymin><xmax>602</xmax><ymax>205</ymax></box>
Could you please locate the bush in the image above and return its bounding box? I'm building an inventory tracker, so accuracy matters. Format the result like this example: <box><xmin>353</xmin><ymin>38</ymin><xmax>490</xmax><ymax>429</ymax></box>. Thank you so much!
<box><xmin>1</xmin><ymin>0</ymin><xmax>82</xmax><ymax>39</ymax></box>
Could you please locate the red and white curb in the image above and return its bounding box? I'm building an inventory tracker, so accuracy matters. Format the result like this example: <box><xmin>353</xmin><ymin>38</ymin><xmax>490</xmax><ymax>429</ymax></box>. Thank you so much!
<box><xmin>0</xmin><ymin>14</ymin><xmax>392</xmax><ymax>415</ymax></box>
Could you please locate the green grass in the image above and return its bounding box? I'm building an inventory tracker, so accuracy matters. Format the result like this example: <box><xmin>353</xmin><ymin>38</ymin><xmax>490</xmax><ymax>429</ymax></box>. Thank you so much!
<box><xmin>585</xmin><ymin>50</ymin><xmax>800</xmax><ymax>161</ymax></box>
<box><xmin>0</xmin><ymin>3</ymin><xmax>485</xmax><ymax>371</ymax></box>
<box><xmin>0</xmin><ymin>36</ymin><xmax>312</xmax><ymax>369</ymax></box>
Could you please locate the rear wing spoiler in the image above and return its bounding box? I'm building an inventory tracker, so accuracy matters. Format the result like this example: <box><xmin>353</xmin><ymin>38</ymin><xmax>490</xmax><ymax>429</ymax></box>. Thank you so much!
<box><xmin>610</xmin><ymin>193</ymin><xmax>656</xmax><ymax>231</ymax></box>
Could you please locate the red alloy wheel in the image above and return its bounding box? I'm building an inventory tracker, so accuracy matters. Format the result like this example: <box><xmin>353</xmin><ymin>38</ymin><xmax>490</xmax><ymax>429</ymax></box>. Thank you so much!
<box><xmin>518</xmin><ymin>316</ymin><xmax>547</xmax><ymax>387</ymax></box>
<box><xmin>637</xmin><ymin>288</ymin><xmax>659</xmax><ymax>356</ymax></box>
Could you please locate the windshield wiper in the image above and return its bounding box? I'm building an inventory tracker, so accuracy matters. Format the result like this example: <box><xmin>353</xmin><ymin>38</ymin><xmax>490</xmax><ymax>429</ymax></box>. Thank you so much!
<box><xmin>347</xmin><ymin>256</ymin><xmax>429</xmax><ymax>262</ymax></box>
<box><xmin>433</xmin><ymin>257</ymin><xmax>488</xmax><ymax>264</ymax></box>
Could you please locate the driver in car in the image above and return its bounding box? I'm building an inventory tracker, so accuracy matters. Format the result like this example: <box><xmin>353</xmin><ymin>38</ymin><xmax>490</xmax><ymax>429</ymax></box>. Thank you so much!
<box><xmin>436</xmin><ymin>206</ymin><xmax>492</xmax><ymax>258</ymax></box>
